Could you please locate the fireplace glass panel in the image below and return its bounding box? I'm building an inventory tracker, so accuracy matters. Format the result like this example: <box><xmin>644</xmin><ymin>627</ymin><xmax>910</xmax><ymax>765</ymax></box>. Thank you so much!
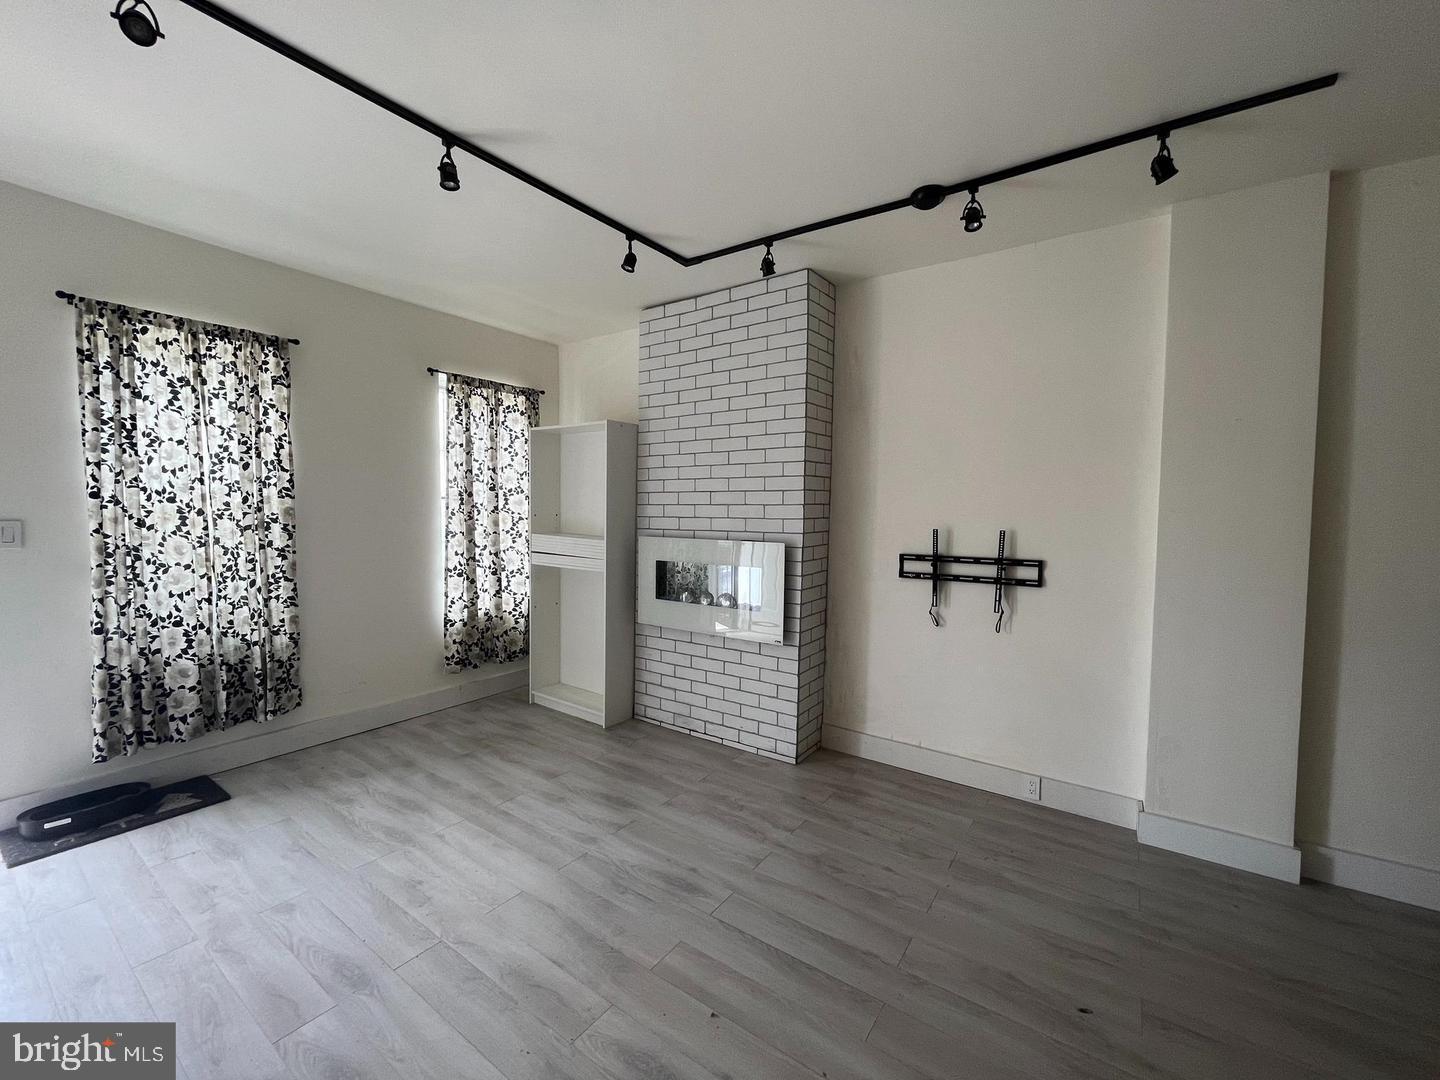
<box><xmin>655</xmin><ymin>560</ymin><xmax>764</xmax><ymax>610</ymax></box>
<box><xmin>636</xmin><ymin>537</ymin><xmax>787</xmax><ymax>644</ymax></box>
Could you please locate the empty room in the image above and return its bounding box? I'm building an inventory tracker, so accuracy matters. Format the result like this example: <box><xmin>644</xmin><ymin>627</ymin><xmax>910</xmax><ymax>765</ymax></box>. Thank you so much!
<box><xmin>2</xmin><ymin>3</ymin><xmax>1438</xmax><ymax>1078</ymax></box>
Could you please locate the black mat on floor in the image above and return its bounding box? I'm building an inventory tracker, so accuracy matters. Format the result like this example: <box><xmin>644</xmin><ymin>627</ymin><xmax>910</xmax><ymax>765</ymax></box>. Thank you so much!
<box><xmin>0</xmin><ymin>775</ymin><xmax>230</xmax><ymax>868</ymax></box>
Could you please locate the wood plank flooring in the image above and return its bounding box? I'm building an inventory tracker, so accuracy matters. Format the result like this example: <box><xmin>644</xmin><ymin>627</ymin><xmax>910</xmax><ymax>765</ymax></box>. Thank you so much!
<box><xmin>3</xmin><ymin>690</ymin><xmax>1438</xmax><ymax>1079</ymax></box>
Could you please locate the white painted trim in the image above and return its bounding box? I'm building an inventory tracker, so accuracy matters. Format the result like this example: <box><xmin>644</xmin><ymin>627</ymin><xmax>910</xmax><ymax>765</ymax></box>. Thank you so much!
<box><xmin>821</xmin><ymin>724</ymin><xmax>1140</xmax><ymax>829</ymax></box>
<box><xmin>0</xmin><ymin>664</ymin><xmax>527</xmax><ymax>831</ymax></box>
<box><xmin>1299</xmin><ymin>842</ymin><xmax>1440</xmax><ymax>913</ymax></box>
<box><xmin>1137</xmin><ymin>810</ymin><xmax>1301</xmax><ymax>883</ymax></box>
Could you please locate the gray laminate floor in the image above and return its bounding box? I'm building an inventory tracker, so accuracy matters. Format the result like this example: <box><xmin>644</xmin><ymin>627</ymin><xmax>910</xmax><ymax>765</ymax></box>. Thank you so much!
<box><xmin>3</xmin><ymin>691</ymin><xmax>1438</xmax><ymax>1079</ymax></box>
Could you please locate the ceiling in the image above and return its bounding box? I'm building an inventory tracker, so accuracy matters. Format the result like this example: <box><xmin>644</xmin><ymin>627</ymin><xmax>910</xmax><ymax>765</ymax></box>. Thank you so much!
<box><xmin>3</xmin><ymin>2</ymin><xmax>1439</xmax><ymax>343</ymax></box>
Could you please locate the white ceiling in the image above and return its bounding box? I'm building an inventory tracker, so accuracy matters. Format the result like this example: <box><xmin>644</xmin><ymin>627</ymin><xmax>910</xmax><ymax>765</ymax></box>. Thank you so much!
<box><xmin>3</xmin><ymin>2</ymin><xmax>1439</xmax><ymax>343</ymax></box>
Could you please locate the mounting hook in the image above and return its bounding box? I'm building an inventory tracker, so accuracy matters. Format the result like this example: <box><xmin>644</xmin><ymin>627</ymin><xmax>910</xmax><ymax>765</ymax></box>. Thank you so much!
<box><xmin>928</xmin><ymin>528</ymin><xmax>943</xmax><ymax>627</ymax></box>
<box><xmin>993</xmin><ymin>529</ymin><xmax>1006</xmax><ymax>634</ymax></box>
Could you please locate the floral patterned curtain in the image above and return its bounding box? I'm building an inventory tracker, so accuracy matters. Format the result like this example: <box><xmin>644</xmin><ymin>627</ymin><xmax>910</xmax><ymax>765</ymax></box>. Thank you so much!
<box><xmin>76</xmin><ymin>298</ymin><xmax>301</xmax><ymax>762</ymax></box>
<box><xmin>443</xmin><ymin>373</ymin><xmax>539</xmax><ymax>669</ymax></box>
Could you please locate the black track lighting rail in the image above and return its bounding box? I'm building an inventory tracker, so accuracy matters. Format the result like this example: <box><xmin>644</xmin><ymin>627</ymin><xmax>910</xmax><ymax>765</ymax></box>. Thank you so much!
<box><xmin>165</xmin><ymin>0</ymin><xmax>1337</xmax><ymax>272</ymax></box>
<box><xmin>694</xmin><ymin>72</ymin><xmax>1339</xmax><ymax>265</ymax></box>
<box><xmin>171</xmin><ymin>0</ymin><xmax>687</xmax><ymax>264</ymax></box>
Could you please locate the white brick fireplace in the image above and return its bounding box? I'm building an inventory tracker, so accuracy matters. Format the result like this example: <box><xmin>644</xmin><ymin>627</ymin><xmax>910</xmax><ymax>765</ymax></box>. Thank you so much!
<box><xmin>634</xmin><ymin>269</ymin><xmax>834</xmax><ymax>762</ymax></box>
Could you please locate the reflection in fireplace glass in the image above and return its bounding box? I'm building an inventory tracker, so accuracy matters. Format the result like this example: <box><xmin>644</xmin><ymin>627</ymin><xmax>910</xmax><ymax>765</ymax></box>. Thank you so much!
<box><xmin>656</xmin><ymin>560</ymin><xmax>763</xmax><ymax>610</ymax></box>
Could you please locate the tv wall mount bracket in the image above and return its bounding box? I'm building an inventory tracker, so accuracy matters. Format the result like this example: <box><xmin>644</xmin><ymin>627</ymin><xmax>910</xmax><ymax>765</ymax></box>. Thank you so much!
<box><xmin>899</xmin><ymin>529</ymin><xmax>1045</xmax><ymax>633</ymax></box>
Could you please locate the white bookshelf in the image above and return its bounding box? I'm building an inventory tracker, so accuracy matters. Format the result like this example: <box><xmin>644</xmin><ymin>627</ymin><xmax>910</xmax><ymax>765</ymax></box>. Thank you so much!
<box><xmin>528</xmin><ymin>420</ymin><xmax>637</xmax><ymax>728</ymax></box>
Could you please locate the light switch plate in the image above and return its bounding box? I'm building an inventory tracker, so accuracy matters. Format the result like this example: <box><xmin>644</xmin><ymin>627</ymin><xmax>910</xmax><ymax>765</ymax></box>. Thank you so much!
<box><xmin>0</xmin><ymin>520</ymin><xmax>23</xmax><ymax>548</ymax></box>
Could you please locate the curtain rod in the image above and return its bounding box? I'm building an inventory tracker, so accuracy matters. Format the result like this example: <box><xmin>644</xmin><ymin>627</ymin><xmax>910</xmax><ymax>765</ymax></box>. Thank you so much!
<box><xmin>56</xmin><ymin>290</ymin><xmax>300</xmax><ymax>345</ymax></box>
<box><xmin>166</xmin><ymin>0</ymin><xmax>1338</xmax><ymax>270</ymax></box>
<box><xmin>426</xmin><ymin>366</ymin><xmax>545</xmax><ymax>396</ymax></box>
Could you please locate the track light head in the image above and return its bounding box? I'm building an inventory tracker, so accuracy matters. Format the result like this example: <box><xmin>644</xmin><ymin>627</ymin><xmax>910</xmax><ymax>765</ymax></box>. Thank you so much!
<box><xmin>1150</xmin><ymin>132</ymin><xmax>1179</xmax><ymax>185</ymax></box>
<box><xmin>760</xmin><ymin>242</ymin><xmax>776</xmax><ymax>279</ymax></box>
<box><xmin>437</xmin><ymin>145</ymin><xmax>460</xmax><ymax>192</ymax></box>
<box><xmin>961</xmin><ymin>188</ymin><xmax>986</xmax><ymax>233</ymax></box>
<box><xmin>621</xmin><ymin>237</ymin><xmax>637</xmax><ymax>274</ymax></box>
<box><xmin>111</xmin><ymin>0</ymin><xmax>164</xmax><ymax>46</ymax></box>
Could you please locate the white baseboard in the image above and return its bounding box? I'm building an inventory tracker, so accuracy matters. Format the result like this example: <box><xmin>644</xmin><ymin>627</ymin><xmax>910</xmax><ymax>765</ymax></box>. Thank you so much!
<box><xmin>1299</xmin><ymin>841</ymin><xmax>1440</xmax><ymax>913</ymax></box>
<box><xmin>821</xmin><ymin>724</ymin><xmax>1141</xmax><ymax>829</ymax></box>
<box><xmin>0</xmin><ymin>664</ymin><xmax>528</xmax><ymax>831</ymax></box>
<box><xmin>1137</xmin><ymin>810</ymin><xmax>1302</xmax><ymax>883</ymax></box>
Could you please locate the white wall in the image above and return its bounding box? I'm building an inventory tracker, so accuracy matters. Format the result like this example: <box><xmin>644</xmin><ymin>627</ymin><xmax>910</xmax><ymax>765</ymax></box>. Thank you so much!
<box><xmin>825</xmin><ymin>217</ymin><xmax>1170</xmax><ymax>801</ymax></box>
<box><xmin>0</xmin><ymin>180</ymin><xmax>557</xmax><ymax>808</ymax></box>
<box><xmin>1145</xmin><ymin>173</ymin><xmax>1330</xmax><ymax>851</ymax></box>
<box><xmin>1298</xmin><ymin>155</ymin><xmax>1440</xmax><ymax>874</ymax></box>
<box><xmin>559</xmin><ymin>329</ymin><xmax>639</xmax><ymax>425</ymax></box>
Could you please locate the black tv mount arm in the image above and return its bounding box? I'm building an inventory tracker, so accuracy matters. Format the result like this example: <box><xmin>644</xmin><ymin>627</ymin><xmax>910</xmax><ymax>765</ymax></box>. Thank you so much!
<box><xmin>899</xmin><ymin>529</ymin><xmax>1045</xmax><ymax>634</ymax></box>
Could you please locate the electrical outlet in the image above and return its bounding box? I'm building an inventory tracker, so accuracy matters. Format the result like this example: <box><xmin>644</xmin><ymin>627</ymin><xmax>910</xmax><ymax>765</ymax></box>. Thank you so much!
<box><xmin>1023</xmin><ymin>775</ymin><xmax>1041</xmax><ymax>801</ymax></box>
<box><xmin>0</xmin><ymin>520</ymin><xmax>22</xmax><ymax>548</ymax></box>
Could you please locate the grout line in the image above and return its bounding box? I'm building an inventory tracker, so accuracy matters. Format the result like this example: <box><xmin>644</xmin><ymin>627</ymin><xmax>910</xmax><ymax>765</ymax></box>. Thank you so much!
<box><xmin>570</xmin><ymin>1004</ymin><xmax>617</xmax><ymax>1045</ymax></box>
<box><xmin>861</xmin><ymin>1006</ymin><xmax>882</xmax><ymax>1044</ymax></box>
<box><xmin>268</xmin><ymin>1001</ymin><xmax>339</xmax><ymax>1046</ymax></box>
<box><xmin>896</xmin><ymin>936</ymin><xmax>917</xmax><ymax>968</ymax></box>
<box><xmin>553</xmin><ymin>850</ymin><xmax>587</xmax><ymax>874</ymax></box>
<box><xmin>648</xmin><ymin>940</ymin><xmax>683</xmax><ymax>973</ymax></box>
